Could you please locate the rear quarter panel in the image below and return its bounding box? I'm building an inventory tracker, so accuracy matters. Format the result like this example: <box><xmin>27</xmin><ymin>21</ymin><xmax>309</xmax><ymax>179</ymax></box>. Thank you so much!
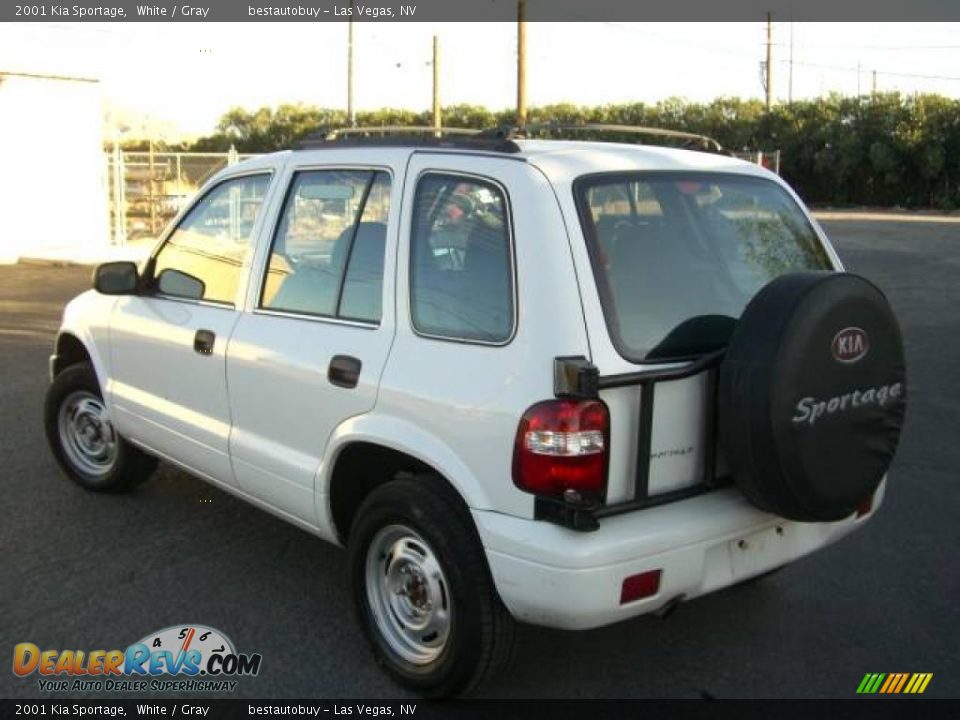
<box><xmin>368</xmin><ymin>154</ymin><xmax>592</xmax><ymax>517</ymax></box>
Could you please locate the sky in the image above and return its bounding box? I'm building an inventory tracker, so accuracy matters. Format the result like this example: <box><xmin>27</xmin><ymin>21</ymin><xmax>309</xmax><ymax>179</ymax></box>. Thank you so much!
<box><xmin>2</xmin><ymin>21</ymin><xmax>960</xmax><ymax>137</ymax></box>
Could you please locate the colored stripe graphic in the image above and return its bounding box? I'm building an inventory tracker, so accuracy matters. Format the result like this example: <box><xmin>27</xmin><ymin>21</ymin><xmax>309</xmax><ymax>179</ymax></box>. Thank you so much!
<box><xmin>857</xmin><ymin>673</ymin><xmax>932</xmax><ymax>694</ymax></box>
<box><xmin>913</xmin><ymin>673</ymin><xmax>933</xmax><ymax>694</ymax></box>
<box><xmin>858</xmin><ymin>673</ymin><xmax>880</xmax><ymax>694</ymax></box>
<box><xmin>879</xmin><ymin>674</ymin><xmax>896</xmax><ymax>693</ymax></box>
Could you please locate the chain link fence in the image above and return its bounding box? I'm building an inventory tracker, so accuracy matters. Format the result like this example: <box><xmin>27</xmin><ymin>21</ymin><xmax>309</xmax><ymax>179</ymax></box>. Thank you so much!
<box><xmin>105</xmin><ymin>147</ymin><xmax>260</xmax><ymax>245</ymax></box>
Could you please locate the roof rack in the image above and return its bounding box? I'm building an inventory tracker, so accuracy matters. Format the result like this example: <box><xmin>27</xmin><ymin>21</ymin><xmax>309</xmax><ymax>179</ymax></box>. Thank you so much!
<box><xmin>294</xmin><ymin>122</ymin><xmax>724</xmax><ymax>155</ymax></box>
<box><xmin>297</xmin><ymin>125</ymin><xmax>522</xmax><ymax>153</ymax></box>
<box><xmin>481</xmin><ymin>123</ymin><xmax>725</xmax><ymax>153</ymax></box>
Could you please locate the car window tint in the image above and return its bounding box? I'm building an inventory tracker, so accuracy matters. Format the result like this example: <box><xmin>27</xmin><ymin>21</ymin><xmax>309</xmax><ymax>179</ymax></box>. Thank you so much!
<box><xmin>577</xmin><ymin>173</ymin><xmax>831</xmax><ymax>360</ymax></box>
<box><xmin>153</xmin><ymin>174</ymin><xmax>271</xmax><ymax>304</ymax></box>
<box><xmin>261</xmin><ymin>169</ymin><xmax>389</xmax><ymax>322</ymax></box>
<box><xmin>410</xmin><ymin>174</ymin><xmax>513</xmax><ymax>343</ymax></box>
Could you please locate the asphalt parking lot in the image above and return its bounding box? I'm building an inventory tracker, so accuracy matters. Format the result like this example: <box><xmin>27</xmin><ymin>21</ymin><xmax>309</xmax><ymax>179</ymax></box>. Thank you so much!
<box><xmin>1</xmin><ymin>215</ymin><xmax>958</xmax><ymax>699</ymax></box>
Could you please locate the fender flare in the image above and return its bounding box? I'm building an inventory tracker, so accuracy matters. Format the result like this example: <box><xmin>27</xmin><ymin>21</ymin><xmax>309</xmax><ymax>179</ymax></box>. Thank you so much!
<box><xmin>317</xmin><ymin>412</ymin><xmax>494</xmax><ymax>514</ymax></box>
<box><xmin>53</xmin><ymin>326</ymin><xmax>111</xmax><ymax>400</ymax></box>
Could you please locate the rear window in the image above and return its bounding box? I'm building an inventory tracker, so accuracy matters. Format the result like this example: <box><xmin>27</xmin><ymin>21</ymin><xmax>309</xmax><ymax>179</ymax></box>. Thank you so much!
<box><xmin>575</xmin><ymin>172</ymin><xmax>831</xmax><ymax>361</ymax></box>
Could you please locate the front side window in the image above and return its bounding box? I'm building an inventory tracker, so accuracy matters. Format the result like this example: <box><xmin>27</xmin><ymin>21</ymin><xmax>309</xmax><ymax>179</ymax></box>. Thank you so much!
<box><xmin>153</xmin><ymin>174</ymin><xmax>271</xmax><ymax>305</ymax></box>
<box><xmin>576</xmin><ymin>173</ymin><xmax>831</xmax><ymax>361</ymax></box>
<box><xmin>409</xmin><ymin>174</ymin><xmax>514</xmax><ymax>343</ymax></box>
<box><xmin>261</xmin><ymin>169</ymin><xmax>390</xmax><ymax>323</ymax></box>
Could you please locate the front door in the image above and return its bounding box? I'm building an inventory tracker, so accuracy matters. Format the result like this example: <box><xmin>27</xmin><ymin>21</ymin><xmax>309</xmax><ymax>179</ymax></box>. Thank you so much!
<box><xmin>108</xmin><ymin>172</ymin><xmax>274</xmax><ymax>485</ymax></box>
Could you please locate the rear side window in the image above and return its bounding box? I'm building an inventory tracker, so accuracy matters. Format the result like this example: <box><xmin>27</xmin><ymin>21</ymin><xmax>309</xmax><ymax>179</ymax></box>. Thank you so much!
<box><xmin>261</xmin><ymin>169</ymin><xmax>390</xmax><ymax>323</ymax></box>
<box><xmin>576</xmin><ymin>173</ymin><xmax>831</xmax><ymax>361</ymax></box>
<box><xmin>409</xmin><ymin>174</ymin><xmax>514</xmax><ymax>343</ymax></box>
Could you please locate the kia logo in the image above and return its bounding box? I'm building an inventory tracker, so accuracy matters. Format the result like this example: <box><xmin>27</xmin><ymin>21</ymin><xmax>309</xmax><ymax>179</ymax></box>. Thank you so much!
<box><xmin>831</xmin><ymin>327</ymin><xmax>869</xmax><ymax>364</ymax></box>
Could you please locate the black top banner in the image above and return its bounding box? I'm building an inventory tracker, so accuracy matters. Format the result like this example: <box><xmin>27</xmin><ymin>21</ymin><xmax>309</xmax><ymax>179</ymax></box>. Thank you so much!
<box><xmin>4</xmin><ymin>0</ymin><xmax>960</xmax><ymax>22</ymax></box>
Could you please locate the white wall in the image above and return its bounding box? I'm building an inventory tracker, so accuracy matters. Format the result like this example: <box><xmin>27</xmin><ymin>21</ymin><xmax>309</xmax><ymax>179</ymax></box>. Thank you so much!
<box><xmin>0</xmin><ymin>73</ymin><xmax>109</xmax><ymax>263</ymax></box>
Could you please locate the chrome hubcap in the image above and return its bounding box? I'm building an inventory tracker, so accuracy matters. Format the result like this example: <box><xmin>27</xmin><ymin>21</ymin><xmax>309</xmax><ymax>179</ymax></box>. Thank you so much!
<box><xmin>57</xmin><ymin>391</ymin><xmax>117</xmax><ymax>477</ymax></box>
<box><xmin>365</xmin><ymin>524</ymin><xmax>452</xmax><ymax>665</ymax></box>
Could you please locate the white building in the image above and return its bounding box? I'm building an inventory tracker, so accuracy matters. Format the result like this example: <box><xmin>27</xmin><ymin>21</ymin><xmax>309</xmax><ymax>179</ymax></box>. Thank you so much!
<box><xmin>0</xmin><ymin>71</ymin><xmax>110</xmax><ymax>263</ymax></box>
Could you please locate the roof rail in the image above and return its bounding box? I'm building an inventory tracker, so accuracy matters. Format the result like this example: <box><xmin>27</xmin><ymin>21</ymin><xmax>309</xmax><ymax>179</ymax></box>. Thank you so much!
<box><xmin>481</xmin><ymin>123</ymin><xmax>725</xmax><ymax>153</ymax></box>
<box><xmin>294</xmin><ymin>122</ymin><xmax>724</xmax><ymax>155</ymax></box>
<box><xmin>324</xmin><ymin>126</ymin><xmax>480</xmax><ymax>140</ymax></box>
<box><xmin>296</xmin><ymin>125</ymin><xmax>522</xmax><ymax>153</ymax></box>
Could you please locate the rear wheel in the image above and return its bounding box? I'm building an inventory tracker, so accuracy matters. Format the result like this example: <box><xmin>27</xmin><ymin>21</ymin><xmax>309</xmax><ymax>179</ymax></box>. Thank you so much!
<box><xmin>44</xmin><ymin>362</ymin><xmax>157</xmax><ymax>492</ymax></box>
<box><xmin>348</xmin><ymin>475</ymin><xmax>514</xmax><ymax>697</ymax></box>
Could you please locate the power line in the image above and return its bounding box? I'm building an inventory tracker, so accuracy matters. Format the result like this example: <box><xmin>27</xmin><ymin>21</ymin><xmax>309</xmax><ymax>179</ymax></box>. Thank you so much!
<box><xmin>780</xmin><ymin>57</ymin><xmax>960</xmax><ymax>83</ymax></box>
<box><xmin>598</xmin><ymin>21</ymin><xmax>960</xmax><ymax>83</ymax></box>
<box><xmin>771</xmin><ymin>42</ymin><xmax>960</xmax><ymax>51</ymax></box>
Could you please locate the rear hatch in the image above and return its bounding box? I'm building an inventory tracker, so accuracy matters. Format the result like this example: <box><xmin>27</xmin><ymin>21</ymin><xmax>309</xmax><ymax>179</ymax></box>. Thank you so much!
<box><xmin>572</xmin><ymin>171</ymin><xmax>834</xmax><ymax>509</ymax></box>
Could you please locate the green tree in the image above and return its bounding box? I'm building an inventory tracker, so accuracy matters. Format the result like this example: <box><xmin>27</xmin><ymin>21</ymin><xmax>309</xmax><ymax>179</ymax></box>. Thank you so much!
<box><xmin>176</xmin><ymin>94</ymin><xmax>960</xmax><ymax>209</ymax></box>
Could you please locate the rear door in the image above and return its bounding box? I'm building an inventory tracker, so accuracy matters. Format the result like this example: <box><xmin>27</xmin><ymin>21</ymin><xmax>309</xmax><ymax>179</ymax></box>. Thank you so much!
<box><xmin>225</xmin><ymin>161</ymin><xmax>398</xmax><ymax>525</ymax></box>
<box><xmin>565</xmin><ymin>172</ymin><xmax>834</xmax><ymax>505</ymax></box>
<box><xmin>109</xmin><ymin>171</ymin><xmax>275</xmax><ymax>485</ymax></box>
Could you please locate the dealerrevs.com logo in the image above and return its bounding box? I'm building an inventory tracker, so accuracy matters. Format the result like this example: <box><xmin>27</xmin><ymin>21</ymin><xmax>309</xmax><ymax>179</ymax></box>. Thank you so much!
<box><xmin>13</xmin><ymin>625</ymin><xmax>262</xmax><ymax>693</ymax></box>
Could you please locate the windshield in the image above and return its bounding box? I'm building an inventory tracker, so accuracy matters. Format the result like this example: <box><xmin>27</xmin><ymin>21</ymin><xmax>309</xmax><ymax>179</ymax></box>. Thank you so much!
<box><xmin>575</xmin><ymin>172</ymin><xmax>832</xmax><ymax>361</ymax></box>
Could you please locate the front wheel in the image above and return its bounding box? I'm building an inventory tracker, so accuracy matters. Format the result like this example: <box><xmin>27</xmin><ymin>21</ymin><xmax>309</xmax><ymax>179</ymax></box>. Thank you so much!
<box><xmin>348</xmin><ymin>475</ymin><xmax>514</xmax><ymax>697</ymax></box>
<box><xmin>44</xmin><ymin>362</ymin><xmax>157</xmax><ymax>492</ymax></box>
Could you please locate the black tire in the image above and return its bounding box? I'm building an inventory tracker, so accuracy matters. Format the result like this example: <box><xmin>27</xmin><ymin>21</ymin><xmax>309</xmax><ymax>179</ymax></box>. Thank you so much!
<box><xmin>347</xmin><ymin>474</ymin><xmax>515</xmax><ymax>697</ymax></box>
<box><xmin>44</xmin><ymin>362</ymin><xmax>157</xmax><ymax>493</ymax></box>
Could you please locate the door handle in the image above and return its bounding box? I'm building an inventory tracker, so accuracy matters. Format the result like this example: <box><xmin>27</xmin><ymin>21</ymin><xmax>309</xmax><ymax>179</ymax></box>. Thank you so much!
<box><xmin>194</xmin><ymin>329</ymin><xmax>215</xmax><ymax>355</ymax></box>
<box><xmin>328</xmin><ymin>355</ymin><xmax>362</xmax><ymax>389</ymax></box>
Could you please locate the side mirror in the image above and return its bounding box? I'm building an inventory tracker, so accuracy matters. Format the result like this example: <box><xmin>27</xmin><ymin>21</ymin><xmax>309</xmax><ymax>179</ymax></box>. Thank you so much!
<box><xmin>157</xmin><ymin>268</ymin><xmax>206</xmax><ymax>300</ymax></box>
<box><xmin>93</xmin><ymin>261</ymin><xmax>139</xmax><ymax>295</ymax></box>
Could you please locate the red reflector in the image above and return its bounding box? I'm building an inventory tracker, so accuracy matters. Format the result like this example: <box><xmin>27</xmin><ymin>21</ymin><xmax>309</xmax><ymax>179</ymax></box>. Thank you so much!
<box><xmin>855</xmin><ymin>492</ymin><xmax>874</xmax><ymax>518</ymax></box>
<box><xmin>620</xmin><ymin>569</ymin><xmax>662</xmax><ymax>604</ymax></box>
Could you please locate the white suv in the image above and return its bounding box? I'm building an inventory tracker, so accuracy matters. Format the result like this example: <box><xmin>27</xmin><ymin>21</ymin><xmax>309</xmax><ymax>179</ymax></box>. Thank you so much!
<box><xmin>45</xmin><ymin>126</ymin><xmax>906</xmax><ymax>696</ymax></box>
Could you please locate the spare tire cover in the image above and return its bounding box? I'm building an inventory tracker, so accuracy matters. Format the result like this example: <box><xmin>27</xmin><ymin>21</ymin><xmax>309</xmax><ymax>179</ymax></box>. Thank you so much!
<box><xmin>718</xmin><ymin>271</ymin><xmax>906</xmax><ymax>522</ymax></box>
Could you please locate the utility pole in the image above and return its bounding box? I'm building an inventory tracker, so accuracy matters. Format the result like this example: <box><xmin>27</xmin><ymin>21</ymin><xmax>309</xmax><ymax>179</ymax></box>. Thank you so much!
<box><xmin>857</xmin><ymin>61</ymin><xmax>861</xmax><ymax>97</ymax></box>
<box><xmin>872</xmin><ymin>69</ymin><xmax>877</xmax><ymax>95</ymax></box>
<box><xmin>432</xmin><ymin>35</ymin><xmax>441</xmax><ymax>131</ymax></box>
<box><xmin>148</xmin><ymin>138</ymin><xmax>156</xmax><ymax>236</ymax></box>
<box><xmin>765</xmin><ymin>12</ymin><xmax>773</xmax><ymax>110</ymax></box>
<box><xmin>347</xmin><ymin>9</ymin><xmax>356</xmax><ymax>126</ymax></box>
<box><xmin>788</xmin><ymin>19</ymin><xmax>794</xmax><ymax>104</ymax></box>
<box><xmin>517</xmin><ymin>0</ymin><xmax>527</xmax><ymax>126</ymax></box>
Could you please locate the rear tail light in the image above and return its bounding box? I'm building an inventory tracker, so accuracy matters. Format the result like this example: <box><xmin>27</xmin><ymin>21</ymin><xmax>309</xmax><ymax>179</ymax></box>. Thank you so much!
<box><xmin>512</xmin><ymin>399</ymin><xmax>609</xmax><ymax>498</ymax></box>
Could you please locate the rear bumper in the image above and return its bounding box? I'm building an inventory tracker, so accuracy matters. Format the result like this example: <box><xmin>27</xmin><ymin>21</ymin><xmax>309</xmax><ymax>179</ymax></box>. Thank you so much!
<box><xmin>473</xmin><ymin>483</ymin><xmax>883</xmax><ymax>630</ymax></box>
